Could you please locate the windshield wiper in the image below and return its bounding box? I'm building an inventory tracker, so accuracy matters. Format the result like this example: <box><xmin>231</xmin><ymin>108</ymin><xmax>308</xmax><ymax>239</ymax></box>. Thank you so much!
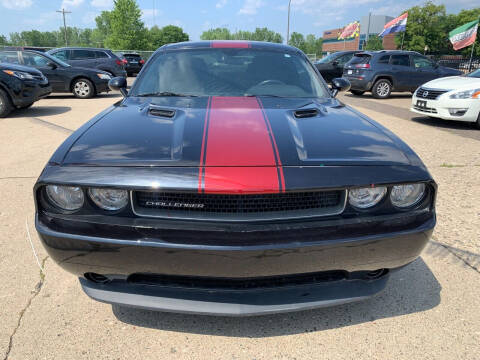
<box><xmin>136</xmin><ymin>91</ymin><xmax>199</xmax><ymax>97</ymax></box>
<box><xmin>244</xmin><ymin>94</ymin><xmax>286</xmax><ymax>98</ymax></box>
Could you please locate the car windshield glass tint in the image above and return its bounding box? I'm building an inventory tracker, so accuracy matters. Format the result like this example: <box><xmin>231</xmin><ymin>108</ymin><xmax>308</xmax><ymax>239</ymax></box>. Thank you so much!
<box><xmin>132</xmin><ymin>49</ymin><xmax>328</xmax><ymax>98</ymax></box>
<box><xmin>467</xmin><ymin>69</ymin><xmax>480</xmax><ymax>78</ymax></box>
<box><xmin>41</xmin><ymin>52</ymin><xmax>70</xmax><ymax>67</ymax></box>
<box><xmin>349</xmin><ymin>54</ymin><xmax>371</xmax><ymax>65</ymax></box>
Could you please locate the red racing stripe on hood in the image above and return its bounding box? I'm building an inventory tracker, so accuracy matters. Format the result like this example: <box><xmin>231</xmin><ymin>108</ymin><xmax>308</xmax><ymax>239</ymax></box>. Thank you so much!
<box><xmin>198</xmin><ymin>96</ymin><xmax>284</xmax><ymax>194</ymax></box>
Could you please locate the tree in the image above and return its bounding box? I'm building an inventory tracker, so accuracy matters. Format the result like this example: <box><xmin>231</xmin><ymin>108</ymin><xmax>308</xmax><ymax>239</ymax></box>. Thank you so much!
<box><xmin>92</xmin><ymin>10</ymin><xmax>112</xmax><ymax>47</ymax></box>
<box><xmin>364</xmin><ymin>35</ymin><xmax>383</xmax><ymax>50</ymax></box>
<box><xmin>148</xmin><ymin>25</ymin><xmax>189</xmax><ymax>50</ymax></box>
<box><xmin>0</xmin><ymin>35</ymin><xmax>7</xmax><ymax>46</ymax></box>
<box><xmin>303</xmin><ymin>34</ymin><xmax>323</xmax><ymax>55</ymax></box>
<box><xmin>105</xmin><ymin>0</ymin><xmax>147</xmax><ymax>50</ymax></box>
<box><xmin>289</xmin><ymin>32</ymin><xmax>305</xmax><ymax>50</ymax></box>
<box><xmin>449</xmin><ymin>8</ymin><xmax>480</xmax><ymax>57</ymax></box>
<box><xmin>200</xmin><ymin>28</ymin><xmax>232</xmax><ymax>40</ymax></box>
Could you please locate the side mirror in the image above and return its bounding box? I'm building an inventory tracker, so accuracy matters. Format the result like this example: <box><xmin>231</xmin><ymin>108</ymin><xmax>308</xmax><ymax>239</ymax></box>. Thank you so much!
<box><xmin>330</xmin><ymin>77</ymin><xmax>351</xmax><ymax>97</ymax></box>
<box><xmin>47</xmin><ymin>62</ymin><xmax>57</xmax><ymax>69</ymax></box>
<box><xmin>332</xmin><ymin>60</ymin><xmax>339</xmax><ymax>67</ymax></box>
<box><xmin>108</xmin><ymin>76</ymin><xmax>128</xmax><ymax>97</ymax></box>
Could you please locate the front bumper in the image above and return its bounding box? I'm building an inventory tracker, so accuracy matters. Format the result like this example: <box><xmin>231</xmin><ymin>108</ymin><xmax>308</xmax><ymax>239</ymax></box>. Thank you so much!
<box><xmin>11</xmin><ymin>79</ymin><xmax>51</xmax><ymax>107</ymax></box>
<box><xmin>93</xmin><ymin>79</ymin><xmax>110</xmax><ymax>94</ymax></box>
<box><xmin>36</xmin><ymin>209</ymin><xmax>434</xmax><ymax>315</ymax></box>
<box><xmin>411</xmin><ymin>95</ymin><xmax>480</xmax><ymax>122</ymax></box>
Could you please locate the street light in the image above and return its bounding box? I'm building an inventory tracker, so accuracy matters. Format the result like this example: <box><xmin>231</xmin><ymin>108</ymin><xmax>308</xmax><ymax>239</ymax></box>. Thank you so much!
<box><xmin>286</xmin><ymin>0</ymin><xmax>292</xmax><ymax>45</ymax></box>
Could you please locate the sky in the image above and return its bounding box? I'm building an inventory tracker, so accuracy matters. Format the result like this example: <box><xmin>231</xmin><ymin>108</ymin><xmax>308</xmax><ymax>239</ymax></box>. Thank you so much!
<box><xmin>0</xmin><ymin>0</ymin><xmax>478</xmax><ymax>41</ymax></box>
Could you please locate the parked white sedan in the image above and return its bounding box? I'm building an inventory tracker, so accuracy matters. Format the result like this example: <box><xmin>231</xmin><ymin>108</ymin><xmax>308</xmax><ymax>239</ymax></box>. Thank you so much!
<box><xmin>411</xmin><ymin>69</ymin><xmax>480</xmax><ymax>128</ymax></box>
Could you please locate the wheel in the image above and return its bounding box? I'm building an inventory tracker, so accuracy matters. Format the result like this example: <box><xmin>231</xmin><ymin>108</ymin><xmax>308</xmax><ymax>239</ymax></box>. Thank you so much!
<box><xmin>0</xmin><ymin>88</ymin><xmax>13</xmax><ymax>118</ymax></box>
<box><xmin>72</xmin><ymin>78</ymin><xmax>95</xmax><ymax>99</ymax></box>
<box><xmin>475</xmin><ymin>112</ymin><xmax>480</xmax><ymax>130</ymax></box>
<box><xmin>372</xmin><ymin>79</ymin><xmax>392</xmax><ymax>99</ymax></box>
<box><xmin>350</xmin><ymin>90</ymin><xmax>365</xmax><ymax>96</ymax></box>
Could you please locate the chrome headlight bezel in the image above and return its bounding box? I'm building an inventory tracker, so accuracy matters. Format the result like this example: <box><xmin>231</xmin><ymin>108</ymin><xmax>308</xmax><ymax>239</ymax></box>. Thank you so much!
<box><xmin>348</xmin><ymin>186</ymin><xmax>388</xmax><ymax>209</ymax></box>
<box><xmin>88</xmin><ymin>188</ymin><xmax>129</xmax><ymax>211</ymax></box>
<box><xmin>390</xmin><ymin>183</ymin><xmax>426</xmax><ymax>208</ymax></box>
<box><xmin>45</xmin><ymin>185</ymin><xmax>84</xmax><ymax>212</ymax></box>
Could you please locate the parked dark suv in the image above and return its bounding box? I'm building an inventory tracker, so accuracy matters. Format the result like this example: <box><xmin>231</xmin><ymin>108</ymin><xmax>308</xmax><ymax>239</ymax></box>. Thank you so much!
<box><xmin>0</xmin><ymin>62</ymin><xmax>51</xmax><ymax>117</ymax></box>
<box><xmin>47</xmin><ymin>47</ymin><xmax>127</xmax><ymax>78</ymax></box>
<box><xmin>343</xmin><ymin>50</ymin><xmax>462</xmax><ymax>98</ymax></box>
<box><xmin>314</xmin><ymin>51</ymin><xmax>359</xmax><ymax>83</ymax></box>
<box><xmin>0</xmin><ymin>49</ymin><xmax>112</xmax><ymax>98</ymax></box>
<box><xmin>117</xmin><ymin>53</ymin><xmax>145</xmax><ymax>76</ymax></box>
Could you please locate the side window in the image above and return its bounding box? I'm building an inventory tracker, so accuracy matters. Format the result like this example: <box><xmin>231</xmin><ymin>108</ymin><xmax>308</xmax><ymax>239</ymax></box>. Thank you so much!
<box><xmin>22</xmin><ymin>52</ymin><xmax>49</xmax><ymax>67</ymax></box>
<box><xmin>95</xmin><ymin>51</ymin><xmax>109</xmax><ymax>59</ymax></box>
<box><xmin>377</xmin><ymin>55</ymin><xmax>390</xmax><ymax>64</ymax></box>
<box><xmin>390</xmin><ymin>54</ymin><xmax>410</xmax><ymax>67</ymax></box>
<box><xmin>71</xmin><ymin>50</ymin><xmax>96</xmax><ymax>60</ymax></box>
<box><xmin>51</xmin><ymin>50</ymin><xmax>69</xmax><ymax>61</ymax></box>
<box><xmin>412</xmin><ymin>55</ymin><xmax>433</xmax><ymax>69</ymax></box>
<box><xmin>337</xmin><ymin>53</ymin><xmax>353</xmax><ymax>66</ymax></box>
<box><xmin>0</xmin><ymin>51</ymin><xmax>20</xmax><ymax>64</ymax></box>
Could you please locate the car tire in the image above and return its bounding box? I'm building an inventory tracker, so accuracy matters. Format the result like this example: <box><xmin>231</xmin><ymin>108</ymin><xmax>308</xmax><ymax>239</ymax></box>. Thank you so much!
<box><xmin>475</xmin><ymin>112</ymin><xmax>480</xmax><ymax>130</ymax></box>
<box><xmin>350</xmin><ymin>90</ymin><xmax>365</xmax><ymax>96</ymax></box>
<box><xmin>0</xmin><ymin>88</ymin><xmax>13</xmax><ymax>118</ymax></box>
<box><xmin>372</xmin><ymin>79</ymin><xmax>392</xmax><ymax>99</ymax></box>
<box><xmin>72</xmin><ymin>78</ymin><xmax>95</xmax><ymax>99</ymax></box>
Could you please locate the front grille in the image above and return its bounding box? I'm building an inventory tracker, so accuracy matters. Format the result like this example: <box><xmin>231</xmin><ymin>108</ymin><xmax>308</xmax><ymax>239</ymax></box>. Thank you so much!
<box><xmin>132</xmin><ymin>190</ymin><xmax>346</xmax><ymax>221</ymax></box>
<box><xmin>413</xmin><ymin>105</ymin><xmax>438</xmax><ymax>114</ymax></box>
<box><xmin>416</xmin><ymin>88</ymin><xmax>448</xmax><ymax>100</ymax></box>
<box><xmin>127</xmin><ymin>271</ymin><xmax>348</xmax><ymax>290</ymax></box>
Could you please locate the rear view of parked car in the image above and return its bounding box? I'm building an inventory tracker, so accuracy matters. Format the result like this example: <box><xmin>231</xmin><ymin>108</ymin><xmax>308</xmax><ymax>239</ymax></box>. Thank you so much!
<box><xmin>48</xmin><ymin>47</ymin><xmax>127</xmax><ymax>78</ymax></box>
<box><xmin>314</xmin><ymin>51</ymin><xmax>358</xmax><ymax>83</ymax></box>
<box><xmin>0</xmin><ymin>49</ymin><xmax>112</xmax><ymax>99</ymax></box>
<box><xmin>411</xmin><ymin>68</ymin><xmax>480</xmax><ymax>128</ymax></box>
<box><xmin>343</xmin><ymin>50</ymin><xmax>462</xmax><ymax>99</ymax></box>
<box><xmin>120</xmin><ymin>53</ymin><xmax>145</xmax><ymax>76</ymax></box>
<box><xmin>0</xmin><ymin>62</ymin><xmax>51</xmax><ymax>117</ymax></box>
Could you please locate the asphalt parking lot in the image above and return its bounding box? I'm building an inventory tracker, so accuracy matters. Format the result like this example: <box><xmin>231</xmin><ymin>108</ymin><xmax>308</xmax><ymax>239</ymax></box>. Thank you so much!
<box><xmin>1</xmin><ymin>83</ymin><xmax>479</xmax><ymax>359</ymax></box>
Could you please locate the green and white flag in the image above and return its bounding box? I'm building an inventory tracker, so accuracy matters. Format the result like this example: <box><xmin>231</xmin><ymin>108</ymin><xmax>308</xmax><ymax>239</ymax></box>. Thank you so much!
<box><xmin>449</xmin><ymin>19</ymin><xmax>478</xmax><ymax>51</ymax></box>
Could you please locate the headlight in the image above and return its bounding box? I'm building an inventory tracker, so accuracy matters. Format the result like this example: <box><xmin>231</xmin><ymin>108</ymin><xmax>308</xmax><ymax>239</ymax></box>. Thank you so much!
<box><xmin>449</xmin><ymin>88</ymin><xmax>480</xmax><ymax>99</ymax></box>
<box><xmin>348</xmin><ymin>186</ymin><xmax>387</xmax><ymax>209</ymax></box>
<box><xmin>46</xmin><ymin>185</ymin><xmax>84</xmax><ymax>211</ymax></box>
<box><xmin>2</xmin><ymin>70</ymin><xmax>35</xmax><ymax>80</ymax></box>
<box><xmin>88</xmin><ymin>188</ymin><xmax>128</xmax><ymax>211</ymax></box>
<box><xmin>390</xmin><ymin>183</ymin><xmax>426</xmax><ymax>208</ymax></box>
<box><xmin>97</xmin><ymin>73</ymin><xmax>112</xmax><ymax>80</ymax></box>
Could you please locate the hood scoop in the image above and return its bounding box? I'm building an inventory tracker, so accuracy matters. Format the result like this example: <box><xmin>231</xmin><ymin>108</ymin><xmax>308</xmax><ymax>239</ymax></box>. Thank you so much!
<box><xmin>294</xmin><ymin>108</ymin><xmax>319</xmax><ymax>119</ymax></box>
<box><xmin>148</xmin><ymin>106</ymin><xmax>176</xmax><ymax>118</ymax></box>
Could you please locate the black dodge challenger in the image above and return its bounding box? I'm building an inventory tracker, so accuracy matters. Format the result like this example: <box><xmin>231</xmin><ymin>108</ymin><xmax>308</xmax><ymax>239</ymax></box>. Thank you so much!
<box><xmin>34</xmin><ymin>41</ymin><xmax>436</xmax><ymax>316</ymax></box>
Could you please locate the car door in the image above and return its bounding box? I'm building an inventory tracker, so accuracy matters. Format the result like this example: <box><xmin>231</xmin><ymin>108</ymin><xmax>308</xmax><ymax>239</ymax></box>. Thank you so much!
<box><xmin>411</xmin><ymin>54</ymin><xmax>438</xmax><ymax>87</ymax></box>
<box><xmin>20</xmin><ymin>51</ymin><xmax>66</xmax><ymax>91</ymax></box>
<box><xmin>389</xmin><ymin>54</ymin><xmax>412</xmax><ymax>90</ymax></box>
<box><xmin>69</xmin><ymin>49</ymin><xmax>97</xmax><ymax>69</ymax></box>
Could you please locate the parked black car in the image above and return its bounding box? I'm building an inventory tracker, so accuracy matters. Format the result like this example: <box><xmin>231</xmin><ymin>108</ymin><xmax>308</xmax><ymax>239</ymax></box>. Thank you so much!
<box><xmin>314</xmin><ymin>51</ymin><xmax>359</xmax><ymax>82</ymax></box>
<box><xmin>0</xmin><ymin>62</ymin><xmax>51</xmax><ymax>117</ymax></box>
<box><xmin>0</xmin><ymin>49</ymin><xmax>112</xmax><ymax>98</ymax></box>
<box><xmin>35</xmin><ymin>41</ymin><xmax>435</xmax><ymax>316</ymax></box>
<box><xmin>343</xmin><ymin>50</ymin><xmax>462</xmax><ymax>98</ymax></box>
<box><xmin>47</xmin><ymin>47</ymin><xmax>127</xmax><ymax>78</ymax></box>
<box><xmin>118</xmin><ymin>53</ymin><xmax>145</xmax><ymax>76</ymax></box>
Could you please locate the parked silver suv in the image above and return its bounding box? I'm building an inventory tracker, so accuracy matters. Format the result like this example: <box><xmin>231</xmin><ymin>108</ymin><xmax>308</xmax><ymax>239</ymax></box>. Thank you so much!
<box><xmin>47</xmin><ymin>47</ymin><xmax>127</xmax><ymax>78</ymax></box>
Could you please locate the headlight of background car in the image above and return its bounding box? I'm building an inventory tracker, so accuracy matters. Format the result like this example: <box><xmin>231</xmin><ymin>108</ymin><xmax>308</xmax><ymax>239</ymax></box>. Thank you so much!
<box><xmin>2</xmin><ymin>70</ymin><xmax>34</xmax><ymax>80</ymax></box>
<box><xmin>88</xmin><ymin>188</ymin><xmax>128</xmax><ymax>211</ymax></box>
<box><xmin>97</xmin><ymin>73</ymin><xmax>111</xmax><ymax>80</ymax></box>
<box><xmin>449</xmin><ymin>88</ymin><xmax>480</xmax><ymax>99</ymax></box>
<box><xmin>46</xmin><ymin>185</ymin><xmax>84</xmax><ymax>211</ymax></box>
<box><xmin>348</xmin><ymin>186</ymin><xmax>387</xmax><ymax>209</ymax></box>
<box><xmin>390</xmin><ymin>183</ymin><xmax>426</xmax><ymax>208</ymax></box>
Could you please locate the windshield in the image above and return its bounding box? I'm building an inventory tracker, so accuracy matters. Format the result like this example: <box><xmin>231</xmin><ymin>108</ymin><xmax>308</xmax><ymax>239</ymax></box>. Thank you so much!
<box><xmin>42</xmin><ymin>52</ymin><xmax>70</xmax><ymax>67</ymax></box>
<box><xmin>316</xmin><ymin>53</ymin><xmax>337</xmax><ymax>64</ymax></box>
<box><xmin>132</xmin><ymin>48</ymin><xmax>328</xmax><ymax>98</ymax></box>
<box><xmin>467</xmin><ymin>69</ymin><xmax>480</xmax><ymax>78</ymax></box>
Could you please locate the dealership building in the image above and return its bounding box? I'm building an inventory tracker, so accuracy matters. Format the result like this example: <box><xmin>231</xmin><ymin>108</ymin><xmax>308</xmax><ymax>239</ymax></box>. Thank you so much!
<box><xmin>322</xmin><ymin>14</ymin><xmax>397</xmax><ymax>53</ymax></box>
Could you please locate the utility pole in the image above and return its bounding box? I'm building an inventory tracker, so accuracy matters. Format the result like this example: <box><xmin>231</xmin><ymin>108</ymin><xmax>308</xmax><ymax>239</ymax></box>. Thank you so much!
<box><xmin>56</xmin><ymin>8</ymin><xmax>71</xmax><ymax>46</ymax></box>
<box><xmin>286</xmin><ymin>0</ymin><xmax>291</xmax><ymax>45</ymax></box>
<box><xmin>153</xmin><ymin>0</ymin><xmax>156</xmax><ymax>27</ymax></box>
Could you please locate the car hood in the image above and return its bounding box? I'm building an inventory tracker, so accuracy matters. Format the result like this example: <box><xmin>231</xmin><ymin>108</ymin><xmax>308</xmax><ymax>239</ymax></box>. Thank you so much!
<box><xmin>422</xmin><ymin>75</ymin><xmax>480</xmax><ymax>90</ymax></box>
<box><xmin>62</xmin><ymin>96</ymin><xmax>413</xmax><ymax>167</ymax></box>
<box><xmin>0</xmin><ymin>62</ymin><xmax>43</xmax><ymax>75</ymax></box>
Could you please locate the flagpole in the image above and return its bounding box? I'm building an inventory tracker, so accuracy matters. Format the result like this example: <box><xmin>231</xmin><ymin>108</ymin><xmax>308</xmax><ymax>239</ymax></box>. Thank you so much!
<box><xmin>468</xmin><ymin>41</ymin><xmax>475</xmax><ymax>72</ymax></box>
<box><xmin>400</xmin><ymin>31</ymin><xmax>405</xmax><ymax>50</ymax></box>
